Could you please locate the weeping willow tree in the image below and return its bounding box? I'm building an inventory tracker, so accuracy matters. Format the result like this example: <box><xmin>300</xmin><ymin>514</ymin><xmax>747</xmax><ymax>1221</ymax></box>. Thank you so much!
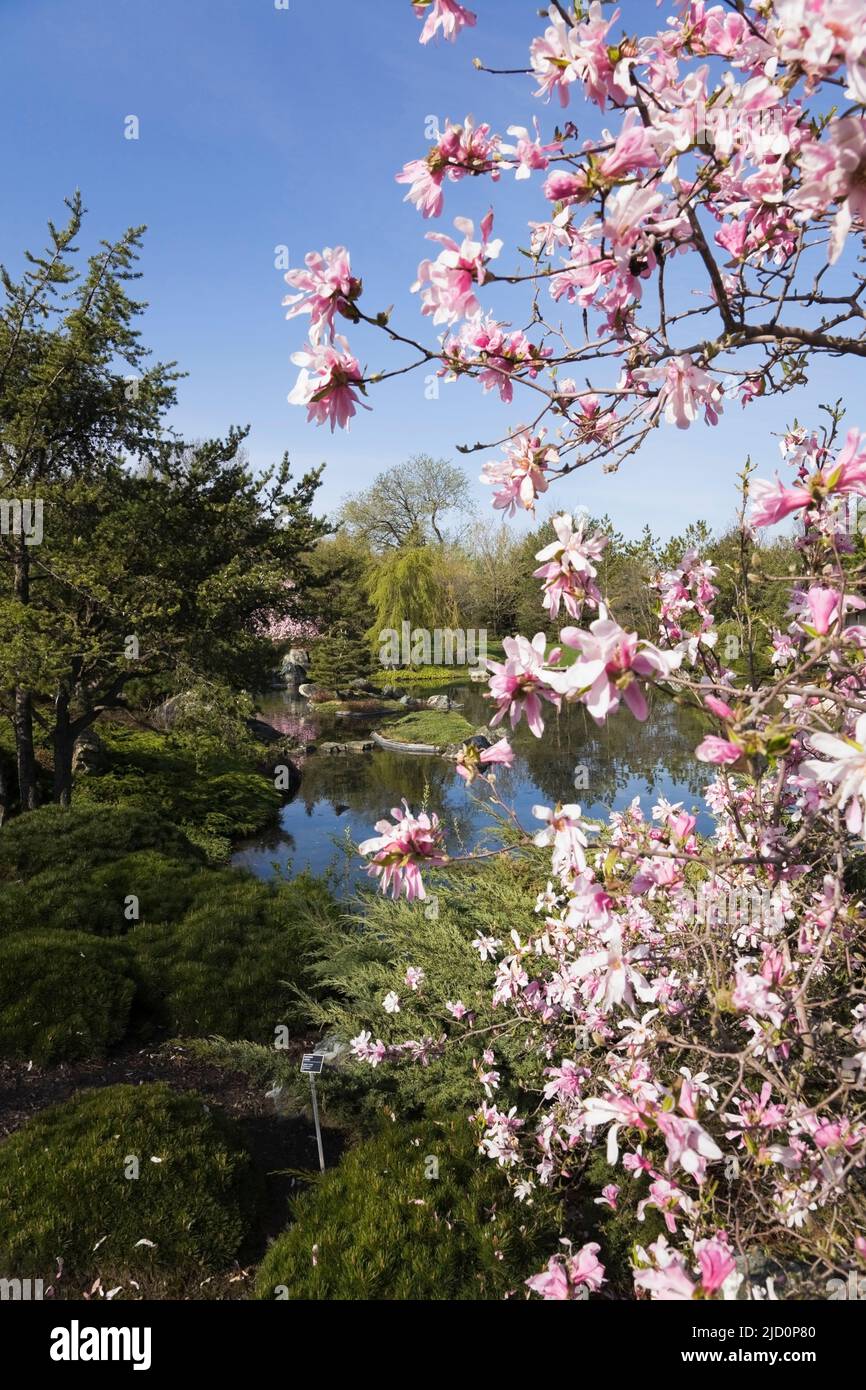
<box><xmin>364</xmin><ymin>540</ymin><xmax>459</xmax><ymax>654</ymax></box>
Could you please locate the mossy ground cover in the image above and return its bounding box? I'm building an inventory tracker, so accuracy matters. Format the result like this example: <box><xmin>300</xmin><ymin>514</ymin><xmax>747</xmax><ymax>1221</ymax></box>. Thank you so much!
<box><xmin>255</xmin><ymin>1115</ymin><xmax>560</xmax><ymax>1301</ymax></box>
<box><xmin>308</xmin><ymin>698</ymin><xmax>403</xmax><ymax>716</ymax></box>
<box><xmin>0</xmin><ymin>1083</ymin><xmax>259</xmax><ymax>1282</ymax></box>
<box><xmin>0</xmin><ymin>930</ymin><xmax>136</xmax><ymax>1064</ymax></box>
<box><xmin>130</xmin><ymin>872</ymin><xmax>336</xmax><ymax>1042</ymax></box>
<box><xmin>376</xmin><ymin>709</ymin><xmax>475</xmax><ymax>746</ymax></box>
<box><xmin>374</xmin><ymin>665</ymin><xmax>479</xmax><ymax>686</ymax></box>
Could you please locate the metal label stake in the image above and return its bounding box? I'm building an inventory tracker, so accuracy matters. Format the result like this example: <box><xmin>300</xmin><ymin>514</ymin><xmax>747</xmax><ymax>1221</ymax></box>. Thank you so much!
<box><xmin>300</xmin><ymin>1053</ymin><xmax>326</xmax><ymax>1171</ymax></box>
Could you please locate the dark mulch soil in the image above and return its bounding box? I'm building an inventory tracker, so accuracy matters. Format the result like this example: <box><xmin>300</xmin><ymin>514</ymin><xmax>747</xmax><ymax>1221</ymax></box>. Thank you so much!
<box><xmin>0</xmin><ymin>1042</ymin><xmax>346</xmax><ymax>1300</ymax></box>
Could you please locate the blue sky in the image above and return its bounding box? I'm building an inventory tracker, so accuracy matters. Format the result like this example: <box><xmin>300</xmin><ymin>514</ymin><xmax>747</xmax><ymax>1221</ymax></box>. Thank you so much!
<box><xmin>1</xmin><ymin>0</ymin><xmax>862</xmax><ymax>539</ymax></box>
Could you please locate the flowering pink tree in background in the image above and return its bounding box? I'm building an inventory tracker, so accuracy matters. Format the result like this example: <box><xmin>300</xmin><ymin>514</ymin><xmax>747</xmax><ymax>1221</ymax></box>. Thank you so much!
<box><xmin>252</xmin><ymin>580</ymin><xmax>320</xmax><ymax>646</ymax></box>
<box><xmin>286</xmin><ymin>1</ymin><xmax>866</xmax><ymax>1300</ymax></box>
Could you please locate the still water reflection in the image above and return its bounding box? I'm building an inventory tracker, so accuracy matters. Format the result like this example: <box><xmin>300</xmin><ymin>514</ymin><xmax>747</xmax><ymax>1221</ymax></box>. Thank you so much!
<box><xmin>232</xmin><ymin>685</ymin><xmax>711</xmax><ymax>896</ymax></box>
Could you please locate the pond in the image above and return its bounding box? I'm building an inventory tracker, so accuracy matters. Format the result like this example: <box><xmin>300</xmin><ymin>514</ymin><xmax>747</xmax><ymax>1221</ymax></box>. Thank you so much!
<box><xmin>232</xmin><ymin>683</ymin><xmax>713</xmax><ymax>897</ymax></box>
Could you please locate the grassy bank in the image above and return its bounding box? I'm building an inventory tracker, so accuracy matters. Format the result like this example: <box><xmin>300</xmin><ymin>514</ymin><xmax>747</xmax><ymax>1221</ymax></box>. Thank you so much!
<box><xmin>376</xmin><ymin>710</ymin><xmax>476</xmax><ymax>746</ymax></box>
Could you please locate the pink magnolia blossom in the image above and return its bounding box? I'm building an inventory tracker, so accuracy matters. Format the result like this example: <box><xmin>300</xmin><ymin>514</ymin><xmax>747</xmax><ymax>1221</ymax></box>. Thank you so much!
<box><xmin>633</xmin><ymin>1238</ymin><xmax>698</xmax><ymax>1301</ymax></box>
<box><xmin>283</xmin><ymin>246</ymin><xmax>361</xmax><ymax>345</ymax></box>
<box><xmin>573</xmin><ymin>929</ymin><xmax>656</xmax><ymax>1014</ymax></box>
<box><xmin>288</xmin><ymin>338</ymin><xmax>368</xmax><ymax>432</ymax></box>
<box><xmin>543</xmin><ymin>168</ymin><xmax>592</xmax><ymax>204</ymax></box>
<box><xmin>802</xmin><ymin>585</ymin><xmax>847</xmax><ymax>635</ymax></box>
<box><xmin>413</xmin><ymin>0</ymin><xmax>476</xmax><ymax>45</ymax></box>
<box><xmin>634</xmin><ymin>354</ymin><xmax>724</xmax><ymax>430</ymax></box>
<box><xmin>771</xmin><ymin>0</ymin><xmax>861</xmax><ymax>77</ymax></box>
<box><xmin>359</xmin><ymin>800</ymin><xmax>447</xmax><ymax>900</ymax></box>
<box><xmin>396</xmin><ymin>116</ymin><xmax>498</xmax><ymax>219</ymax></box>
<box><xmin>637</xmin><ymin>1178</ymin><xmax>694</xmax><ymax>1234</ymax></box>
<box><xmin>801</xmin><ymin>713</ymin><xmax>866</xmax><ymax>834</ymax></box>
<box><xmin>526</xmin><ymin>1243</ymin><xmax>606</xmax><ymax>1300</ymax></box>
<box><xmin>549</xmin><ymin>236</ymin><xmax>618</xmax><ymax>311</ymax></box>
<box><xmin>731</xmin><ymin>964</ymin><xmax>785</xmax><ymax>1031</ymax></box>
<box><xmin>602</xmin><ymin>183</ymin><xmax>666</xmax><ymax>253</ymax></box>
<box><xmin>412</xmin><ymin>212</ymin><xmax>502</xmax><ymax>325</ymax></box>
<box><xmin>350</xmin><ymin>1031</ymin><xmax>390</xmax><ymax>1067</ymax></box>
<box><xmin>749</xmin><ymin>474</ymin><xmax>812</xmax><ymax>528</ymax></box>
<box><xmin>847</xmin><ymin>35</ymin><xmax>866</xmax><ymax>105</ymax></box>
<box><xmin>695</xmin><ymin>735</ymin><xmax>742</xmax><ymax>766</ymax></box>
<box><xmin>598</xmin><ymin>111</ymin><xmax>661</xmax><ymax>181</ymax></box>
<box><xmin>500</xmin><ymin>121</ymin><xmax>560</xmax><ymax>179</ymax></box>
<box><xmin>794</xmin><ymin>116</ymin><xmax>866</xmax><ymax>264</ymax></box>
<box><xmin>695</xmin><ymin>1239</ymin><xmax>733</xmax><ymax>1289</ymax></box>
<box><xmin>532</xmin><ymin>803</ymin><xmax>590</xmax><ymax>876</ymax></box>
<box><xmin>595</xmin><ymin>1184</ymin><xmax>620</xmax><ymax>1210</ymax></box>
<box><xmin>552</xmin><ymin>615</ymin><xmax>681</xmax><ymax>723</ymax></box>
<box><xmin>704</xmin><ymin>695</ymin><xmax>735</xmax><ymax>721</ymax></box>
<box><xmin>487</xmin><ymin>633</ymin><xmax>561</xmax><ymax>737</ymax></box>
<box><xmin>530</xmin><ymin>3</ymin><xmax>629</xmax><ymax>111</ymax></box>
<box><xmin>533</xmin><ymin>512</ymin><xmax>608</xmax><ymax>620</ymax></box>
<box><xmin>455</xmin><ymin>736</ymin><xmax>515</xmax><ymax>783</ymax></box>
<box><xmin>656</xmin><ymin>1109</ymin><xmax>724</xmax><ymax>1184</ymax></box>
<box><xmin>834</xmin><ymin>427</ymin><xmax>866</xmax><ymax>494</ymax></box>
<box><xmin>481</xmin><ymin>429</ymin><xmax>558</xmax><ymax>515</ymax></box>
<box><xmin>443</xmin><ymin>314</ymin><xmax>551</xmax><ymax>403</ymax></box>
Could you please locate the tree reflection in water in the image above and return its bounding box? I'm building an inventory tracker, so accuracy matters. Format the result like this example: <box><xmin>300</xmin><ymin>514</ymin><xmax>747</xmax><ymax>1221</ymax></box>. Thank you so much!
<box><xmin>232</xmin><ymin>686</ymin><xmax>710</xmax><ymax>895</ymax></box>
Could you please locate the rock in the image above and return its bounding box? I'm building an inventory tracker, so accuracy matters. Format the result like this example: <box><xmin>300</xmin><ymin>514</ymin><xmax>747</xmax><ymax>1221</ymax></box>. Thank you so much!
<box><xmin>465</xmin><ymin>732</ymin><xmax>492</xmax><ymax>751</ymax></box>
<box><xmin>381</xmin><ymin>686</ymin><xmax>398</xmax><ymax>699</ymax></box>
<box><xmin>151</xmin><ymin>693</ymin><xmax>185</xmax><ymax>731</ymax></box>
<box><xmin>426</xmin><ymin>694</ymin><xmax>451</xmax><ymax>712</ymax></box>
<box><xmin>264</xmin><ymin>755</ymin><xmax>302</xmax><ymax>796</ymax></box>
<box><xmin>246</xmin><ymin>717</ymin><xmax>284</xmax><ymax>745</ymax></box>
<box><xmin>72</xmin><ymin>729</ymin><xmax>108</xmax><ymax>775</ymax></box>
<box><xmin>469</xmin><ymin>669</ymin><xmax>488</xmax><ymax>683</ymax></box>
<box><xmin>280</xmin><ymin>648</ymin><xmax>309</xmax><ymax>693</ymax></box>
<box><xmin>318</xmin><ymin>741</ymin><xmax>374</xmax><ymax>755</ymax></box>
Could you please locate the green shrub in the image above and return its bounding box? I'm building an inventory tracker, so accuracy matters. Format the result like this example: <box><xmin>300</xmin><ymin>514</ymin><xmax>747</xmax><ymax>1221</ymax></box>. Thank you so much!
<box><xmin>0</xmin><ymin>849</ymin><xmax>217</xmax><ymax>939</ymax></box>
<box><xmin>256</xmin><ymin>1116</ymin><xmax>560</xmax><ymax>1300</ymax></box>
<box><xmin>308</xmin><ymin>626</ymin><xmax>375</xmax><ymax>692</ymax></box>
<box><xmin>130</xmin><ymin>874</ymin><xmax>336</xmax><ymax>1041</ymax></box>
<box><xmin>0</xmin><ymin>1083</ymin><xmax>258</xmax><ymax>1279</ymax></box>
<box><xmin>301</xmin><ymin>853</ymin><xmax>550</xmax><ymax>1123</ymax></box>
<box><xmin>74</xmin><ymin>728</ymin><xmax>281</xmax><ymax>856</ymax></box>
<box><xmin>0</xmin><ymin>803</ymin><xmax>201</xmax><ymax>882</ymax></box>
<box><xmin>0</xmin><ymin>931</ymin><xmax>136</xmax><ymax>1063</ymax></box>
<box><xmin>0</xmin><ymin>803</ymin><xmax>213</xmax><ymax>939</ymax></box>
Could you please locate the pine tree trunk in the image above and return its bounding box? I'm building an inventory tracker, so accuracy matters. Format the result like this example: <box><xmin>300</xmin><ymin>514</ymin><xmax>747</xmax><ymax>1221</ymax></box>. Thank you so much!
<box><xmin>13</xmin><ymin>543</ymin><xmax>40</xmax><ymax>811</ymax></box>
<box><xmin>14</xmin><ymin>689</ymin><xmax>39</xmax><ymax>810</ymax></box>
<box><xmin>53</xmin><ymin>690</ymin><xmax>74</xmax><ymax>807</ymax></box>
<box><xmin>0</xmin><ymin>755</ymin><xmax>9</xmax><ymax>826</ymax></box>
